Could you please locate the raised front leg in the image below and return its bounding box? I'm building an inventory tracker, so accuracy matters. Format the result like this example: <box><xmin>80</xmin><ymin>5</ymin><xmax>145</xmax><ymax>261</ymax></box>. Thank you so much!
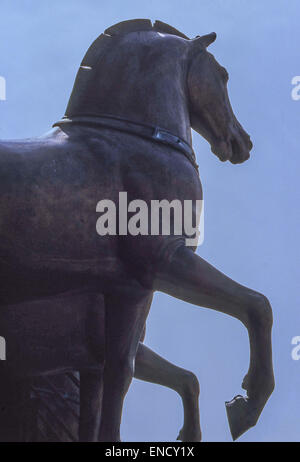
<box><xmin>135</xmin><ymin>343</ymin><xmax>201</xmax><ymax>442</ymax></box>
<box><xmin>98</xmin><ymin>286</ymin><xmax>153</xmax><ymax>442</ymax></box>
<box><xmin>155</xmin><ymin>246</ymin><xmax>275</xmax><ymax>441</ymax></box>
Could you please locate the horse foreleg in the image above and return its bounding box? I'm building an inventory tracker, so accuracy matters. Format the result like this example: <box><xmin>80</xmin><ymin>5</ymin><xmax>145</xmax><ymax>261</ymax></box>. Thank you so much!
<box><xmin>98</xmin><ymin>288</ymin><xmax>153</xmax><ymax>442</ymax></box>
<box><xmin>155</xmin><ymin>246</ymin><xmax>275</xmax><ymax>441</ymax></box>
<box><xmin>135</xmin><ymin>343</ymin><xmax>201</xmax><ymax>441</ymax></box>
<box><xmin>79</xmin><ymin>370</ymin><xmax>103</xmax><ymax>442</ymax></box>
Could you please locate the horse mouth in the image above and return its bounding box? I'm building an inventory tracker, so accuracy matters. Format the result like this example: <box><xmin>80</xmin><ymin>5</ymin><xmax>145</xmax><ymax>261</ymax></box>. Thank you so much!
<box><xmin>212</xmin><ymin>135</ymin><xmax>253</xmax><ymax>164</ymax></box>
<box><xmin>230</xmin><ymin>136</ymin><xmax>253</xmax><ymax>164</ymax></box>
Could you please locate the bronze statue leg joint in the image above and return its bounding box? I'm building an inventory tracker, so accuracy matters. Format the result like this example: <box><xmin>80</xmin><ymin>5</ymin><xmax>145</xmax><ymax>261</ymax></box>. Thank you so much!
<box><xmin>243</xmin><ymin>292</ymin><xmax>273</xmax><ymax>331</ymax></box>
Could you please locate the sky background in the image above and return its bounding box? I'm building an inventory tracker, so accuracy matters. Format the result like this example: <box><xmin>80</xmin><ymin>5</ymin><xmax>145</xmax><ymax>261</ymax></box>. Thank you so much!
<box><xmin>0</xmin><ymin>0</ymin><xmax>299</xmax><ymax>442</ymax></box>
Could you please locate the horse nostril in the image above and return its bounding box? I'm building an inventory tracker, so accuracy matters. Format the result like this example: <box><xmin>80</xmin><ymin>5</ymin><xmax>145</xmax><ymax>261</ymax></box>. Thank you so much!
<box><xmin>242</xmin><ymin>133</ymin><xmax>253</xmax><ymax>151</ymax></box>
<box><xmin>242</xmin><ymin>133</ymin><xmax>253</xmax><ymax>150</ymax></box>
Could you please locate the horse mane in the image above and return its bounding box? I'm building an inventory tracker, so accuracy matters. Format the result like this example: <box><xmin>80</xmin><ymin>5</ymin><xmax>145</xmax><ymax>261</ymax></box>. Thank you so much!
<box><xmin>66</xmin><ymin>20</ymin><xmax>190</xmax><ymax>116</ymax></box>
<box><xmin>104</xmin><ymin>19</ymin><xmax>190</xmax><ymax>40</ymax></box>
<box><xmin>80</xmin><ymin>19</ymin><xmax>190</xmax><ymax>67</ymax></box>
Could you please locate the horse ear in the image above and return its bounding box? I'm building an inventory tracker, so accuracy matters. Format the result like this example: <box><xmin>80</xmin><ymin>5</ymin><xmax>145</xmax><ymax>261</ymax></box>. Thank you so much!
<box><xmin>192</xmin><ymin>32</ymin><xmax>217</xmax><ymax>48</ymax></box>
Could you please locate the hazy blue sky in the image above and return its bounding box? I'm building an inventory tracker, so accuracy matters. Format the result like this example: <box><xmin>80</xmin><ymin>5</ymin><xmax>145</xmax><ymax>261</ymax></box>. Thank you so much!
<box><xmin>0</xmin><ymin>0</ymin><xmax>299</xmax><ymax>442</ymax></box>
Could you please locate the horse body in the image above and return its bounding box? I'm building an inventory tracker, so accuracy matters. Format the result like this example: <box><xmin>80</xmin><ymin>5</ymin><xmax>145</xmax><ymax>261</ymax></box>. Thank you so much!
<box><xmin>0</xmin><ymin>19</ymin><xmax>274</xmax><ymax>442</ymax></box>
<box><xmin>0</xmin><ymin>124</ymin><xmax>201</xmax><ymax>441</ymax></box>
<box><xmin>0</xmin><ymin>124</ymin><xmax>200</xmax><ymax>303</ymax></box>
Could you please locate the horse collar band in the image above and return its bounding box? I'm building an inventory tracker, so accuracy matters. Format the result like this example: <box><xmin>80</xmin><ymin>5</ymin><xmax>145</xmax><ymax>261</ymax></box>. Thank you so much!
<box><xmin>53</xmin><ymin>114</ymin><xmax>199</xmax><ymax>172</ymax></box>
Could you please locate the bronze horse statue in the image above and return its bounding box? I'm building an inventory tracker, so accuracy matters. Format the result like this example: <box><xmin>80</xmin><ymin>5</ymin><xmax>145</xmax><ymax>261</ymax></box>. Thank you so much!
<box><xmin>0</xmin><ymin>19</ymin><xmax>274</xmax><ymax>441</ymax></box>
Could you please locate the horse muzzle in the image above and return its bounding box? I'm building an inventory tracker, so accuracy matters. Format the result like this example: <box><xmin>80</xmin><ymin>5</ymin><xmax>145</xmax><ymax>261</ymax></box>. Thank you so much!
<box><xmin>211</xmin><ymin>131</ymin><xmax>253</xmax><ymax>164</ymax></box>
<box><xmin>230</xmin><ymin>132</ymin><xmax>253</xmax><ymax>164</ymax></box>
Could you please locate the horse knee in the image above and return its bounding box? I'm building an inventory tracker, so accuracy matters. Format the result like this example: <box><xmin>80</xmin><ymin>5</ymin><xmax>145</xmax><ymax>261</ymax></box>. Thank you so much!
<box><xmin>246</xmin><ymin>292</ymin><xmax>273</xmax><ymax>329</ymax></box>
<box><xmin>181</xmin><ymin>371</ymin><xmax>200</xmax><ymax>399</ymax></box>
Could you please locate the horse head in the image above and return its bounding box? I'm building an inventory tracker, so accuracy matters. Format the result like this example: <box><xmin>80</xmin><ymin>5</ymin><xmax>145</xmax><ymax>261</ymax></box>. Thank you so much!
<box><xmin>65</xmin><ymin>19</ymin><xmax>252</xmax><ymax>164</ymax></box>
<box><xmin>187</xmin><ymin>33</ymin><xmax>253</xmax><ymax>164</ymax></box>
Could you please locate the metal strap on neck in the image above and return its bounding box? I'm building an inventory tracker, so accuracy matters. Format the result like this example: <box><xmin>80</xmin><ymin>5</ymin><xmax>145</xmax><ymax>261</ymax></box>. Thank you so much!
<box><xmin>53</xmin><ymin>113</ymin><xmax>198</xmax><ymax>172</ymax></box>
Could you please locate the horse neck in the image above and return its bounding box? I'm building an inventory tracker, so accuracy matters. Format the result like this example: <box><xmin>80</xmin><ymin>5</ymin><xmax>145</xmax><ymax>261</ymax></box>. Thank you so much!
<box><xmin>66</xmin><ymin>34</ymin><xmax>192</xmax><ymax>144</ymax></box>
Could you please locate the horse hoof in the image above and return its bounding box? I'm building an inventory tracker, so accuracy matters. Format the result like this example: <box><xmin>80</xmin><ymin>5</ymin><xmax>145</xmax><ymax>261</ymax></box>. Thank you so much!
<box><xmin>176</xmin><ymin>427</ymin><xmax>202</xmax><ymax>442</ymax></box>
<box><xmin>225</xmin><ymin>395</ymin><xmax>258</xmax><ymax>441</ymax></box>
